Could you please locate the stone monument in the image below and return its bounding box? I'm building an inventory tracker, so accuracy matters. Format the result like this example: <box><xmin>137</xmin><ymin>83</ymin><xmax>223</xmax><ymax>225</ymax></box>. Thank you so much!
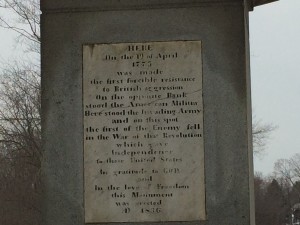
<box><xmin>41</xmin><ymin>0</ymin><xmax>271</xmax><ymax>224</ymax></box>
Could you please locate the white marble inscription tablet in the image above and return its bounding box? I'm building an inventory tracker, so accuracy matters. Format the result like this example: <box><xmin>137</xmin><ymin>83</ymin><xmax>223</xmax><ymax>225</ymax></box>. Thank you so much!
<box><xmin>83</xmin><ymin>41</ymin><xmax>205</xmax><ymax>223</ymax></box>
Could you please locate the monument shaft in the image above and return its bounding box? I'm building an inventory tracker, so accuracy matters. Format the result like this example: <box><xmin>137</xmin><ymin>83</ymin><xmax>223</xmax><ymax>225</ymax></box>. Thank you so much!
<box><xmin>41</xmin><ymin>1</ymin><xmax>255</xmax><ymax>225</ymax></box>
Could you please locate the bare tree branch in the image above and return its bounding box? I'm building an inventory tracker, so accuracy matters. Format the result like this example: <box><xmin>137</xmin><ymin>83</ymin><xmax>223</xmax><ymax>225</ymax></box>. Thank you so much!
<box><xmin>252</xmin><ymin>116</ymin><xmax>277</xmax><ymax>157</ymax></box>
<box><xmin>0</xmin><ymin>0</ymin><xmax>40</xmax><ymax>53</ymax></box>
<box><xmin>0</xmin><ymin>1</ymin><xmax>41</xmax><ymax>224</ymax></box>
<box><xmin>274</xmin><ymin>154</ymin><xmax>300</xmax><ymax>201</ymax></box>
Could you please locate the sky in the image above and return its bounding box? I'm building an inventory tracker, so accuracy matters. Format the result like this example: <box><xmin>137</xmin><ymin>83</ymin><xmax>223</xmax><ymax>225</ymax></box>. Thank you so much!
<box><xmin>0</xmin><ymin>1</ymin><xmax>299</xmax><ymax>175</ymax></box>
<box><xmin>249</xmin><ymin>0</ymin><xmax>300</xmax><ymax>175</ymax></box>
<box><xmin>0</xmin><ymin>9</ymin><xmax>24</xmax><ymax>64</ymax></box>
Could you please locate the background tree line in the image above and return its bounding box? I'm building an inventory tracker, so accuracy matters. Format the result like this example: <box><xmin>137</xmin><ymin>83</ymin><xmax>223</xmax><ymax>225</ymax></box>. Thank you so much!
<box><xmin>0</xmin><ymin>1</ymin><xmax>298</xmax><ymax>225</ymax></box>
<box><xmin>0</xmin><ymin>0</ymin><xmax>41</xmax><ymax>224</ymax></box>
<box><xmin>255</xmin><ymin>155</ymin><xmax>300</xmax><ymax>225</ymax></box>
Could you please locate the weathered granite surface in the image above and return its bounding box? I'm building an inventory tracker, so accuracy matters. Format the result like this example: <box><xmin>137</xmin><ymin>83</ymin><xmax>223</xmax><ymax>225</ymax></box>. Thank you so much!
<box><xmin>41</xmin><ymin>1</ymin><xmax>254</xmax><ymax>225</ymax></box>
